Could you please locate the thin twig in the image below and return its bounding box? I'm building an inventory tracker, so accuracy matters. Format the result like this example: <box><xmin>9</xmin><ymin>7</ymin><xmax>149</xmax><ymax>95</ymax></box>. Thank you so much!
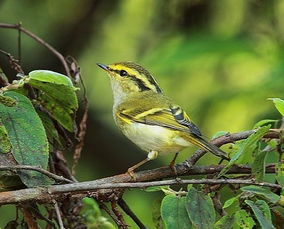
<box><xmin>17</xmin><ymin>22</ymin><xmax>22</xmax><ymax>65</ymax></box>
<box><xmin>111</xmin><ymin>201</ymin><xmax>128</xmax><ymax>229</ymax></box>
<box><xmin>100</xmin><ymin>202</ymin><xmax>125</xmax><ymax>228</ymax></box>
<box><xmin>54</xmin><ymin>201</ymin><xmax>65</xmax><ymax>229</ymax></box>
<box><xmin>0</xmin><ymin>23</ymin><xmax>70</xmax><ymax>76</ymax></box>
<box><xmin>0</xmin><ymin>165</ymin><xmax>73</xmax><ymax>184</ymax></box>
<box><xmin>118</xmin><ymin>199</ymin><xmax>146</xmax><ymax>229</ymax></box>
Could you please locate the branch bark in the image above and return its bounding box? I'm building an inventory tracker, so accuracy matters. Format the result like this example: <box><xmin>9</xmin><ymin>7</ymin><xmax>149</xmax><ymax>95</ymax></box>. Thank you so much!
<box><xmin>0</xmin><ymin>164</ymin><xmax>276</xmax><ymax>205</ymax></box>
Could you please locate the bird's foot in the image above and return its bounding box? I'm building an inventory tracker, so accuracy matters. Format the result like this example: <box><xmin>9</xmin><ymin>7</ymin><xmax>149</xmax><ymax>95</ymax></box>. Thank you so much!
<box><xmin>169</xmin><ymin>163</ymin><xmax>178</xmax><ymax>176</ymax></box>
<box><xmin>126</xmin><ymin>169</ymin><xmax>137</xmax><ymax>181</ymax></box>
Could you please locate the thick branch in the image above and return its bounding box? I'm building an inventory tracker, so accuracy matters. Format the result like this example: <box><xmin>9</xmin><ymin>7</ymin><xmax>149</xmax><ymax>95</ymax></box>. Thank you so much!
<box><xmin>0</xmin><ymin>176</ymin><xmax>280</xmax><ymax>205</ymax></box>
<box><xmin>0</xmin><ymin>164</ymin><xmax>276</xmax><ymax>205</ymax></box>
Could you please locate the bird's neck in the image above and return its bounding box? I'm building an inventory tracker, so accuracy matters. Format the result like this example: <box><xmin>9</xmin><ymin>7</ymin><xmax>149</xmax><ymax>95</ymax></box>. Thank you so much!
<box><xmin>110</xmin><ymin>79</ymin><xmax>130</xmax><ymax>108</ymax></box>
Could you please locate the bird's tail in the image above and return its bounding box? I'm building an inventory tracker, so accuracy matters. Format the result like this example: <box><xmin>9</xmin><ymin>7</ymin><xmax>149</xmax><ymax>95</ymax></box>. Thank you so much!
<box><xmin>187</xmin><ymin>135</ymin><xmax>229</xmax><ymax>160</ymax></box>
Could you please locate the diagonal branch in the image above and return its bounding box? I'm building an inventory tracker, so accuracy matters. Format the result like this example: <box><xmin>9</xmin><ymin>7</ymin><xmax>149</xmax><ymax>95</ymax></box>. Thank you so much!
<box><xmin>0</xmin><ymin>23</ymin><xmax>70</xmax><ymax>76</ymax></box>
<box><xmin>0</xmin><ymin>165</ymin><xmax>73</xmax><ymax>184</ymax></box>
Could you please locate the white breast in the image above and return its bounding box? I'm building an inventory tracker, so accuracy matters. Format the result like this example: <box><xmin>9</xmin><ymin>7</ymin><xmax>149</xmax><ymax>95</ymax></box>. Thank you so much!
<box><xmin>121</xmin><ymin>122</ymin><xmax>191</xmax><ymax>154</ymax></box>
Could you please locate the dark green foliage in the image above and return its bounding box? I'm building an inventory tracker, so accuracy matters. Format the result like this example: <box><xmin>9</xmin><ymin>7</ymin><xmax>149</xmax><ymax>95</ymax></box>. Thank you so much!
<box><xmin>0</xmin><ymin>91</ymin><xmax>50</xmax><ymax>187</ymax></box>
<box><xmin>0</xmin><ymin>70</ymin><xmax>78</xmax><ymax>188</ymax></box>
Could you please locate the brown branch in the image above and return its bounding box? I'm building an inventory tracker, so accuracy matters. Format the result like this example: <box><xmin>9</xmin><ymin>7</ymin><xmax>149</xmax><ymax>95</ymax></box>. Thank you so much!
<box><xmin>118</xmin><ymin>198</ymin><xmax>147</xmax><ymax>229</ymax></box>
<box><xmin>100</xmin><ymin>202</ymin><xmax>126</xmax><ymax>229</ymax></box>
<box><xmin>0</xmin><ymin>166</ymin><xmax>281</xmax><ymax>205</ymax></box>
<box><xmin>53</xmin><ymin>201</ymin><xmax>65</xmax><ymax>229</ymax></box>
<box><xmin>0</xmin><ymin>23</ymin><xmax>70</xmax><ymax>76</ymax></box>
<box><xmin>0</xmin><ymin>165</ymin><xmax>73</xmax><ymax>184</ymax></box>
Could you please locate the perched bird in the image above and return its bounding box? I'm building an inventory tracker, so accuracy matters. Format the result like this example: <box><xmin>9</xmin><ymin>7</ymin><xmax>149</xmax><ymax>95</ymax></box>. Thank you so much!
<box><xmin>97</xmin><ymin>62</ymin><xmax>228</xmax><ymax>175</ymax></box>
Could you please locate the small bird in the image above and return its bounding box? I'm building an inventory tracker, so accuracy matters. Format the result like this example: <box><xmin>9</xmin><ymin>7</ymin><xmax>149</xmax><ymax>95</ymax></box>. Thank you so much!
<box><xmin>97</xmin><ymin>62</ymin><xmax>228</xmax><ymax>175</ymax></box>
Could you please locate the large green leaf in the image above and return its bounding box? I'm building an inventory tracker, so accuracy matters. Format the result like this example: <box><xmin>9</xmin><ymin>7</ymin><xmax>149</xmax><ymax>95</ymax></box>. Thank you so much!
<box><xmin>241</xmin><ymin>186</ymin><xmax>280</xmax><ymax>204</ymax></box>
<box><xmin>268</xmin><ymin>98</ymin><xmax>284</xmax><ymax>116</ymax></box>
<box><xmin>235</xmin><ymin>210</ymin><xmax>255</xmax><ymax>229</ymax></box>
<box><xmin>27</xmin><ymin>70</ymin><xmax>78</xmax><ymax>132</ymax></box>
<box><xmin>245</xmin><ymin>200</ymin><xmax>275</xmax><ymax>229</ymax></box>
<box><xmin>186</xmin><ymin>187</ymin><xmax>215</xmax><ymax>229</ymax></box>
<box><xmin>29</xmin><ymin>70</ymin><xmax>73</xmax><ymax>86</ymax></box>
<box><xmin>218</xmin><ymin>126</ymin><xmax>270</xmax><ymax>177</ymax></box>
<box><xmin>161</xmin><ymin>194</ymin><xmax>192</xmax><ymax>229</ymax></box>
<box><xmin>0</xmin><ymin>91</ymin><xmax>51</xmax><ymax>187</ymax></box>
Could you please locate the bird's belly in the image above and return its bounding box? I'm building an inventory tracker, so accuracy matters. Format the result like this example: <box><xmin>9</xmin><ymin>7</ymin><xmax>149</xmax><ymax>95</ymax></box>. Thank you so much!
<box><xmin>121</xmin><ymin>123</ymin><xmax>190</xmax><ymax>154</ymax></box>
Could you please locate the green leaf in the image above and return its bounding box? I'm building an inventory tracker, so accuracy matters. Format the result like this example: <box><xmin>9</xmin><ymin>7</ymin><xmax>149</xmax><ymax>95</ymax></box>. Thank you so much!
<box><xmin>214</xmin><ymin>214</ymin><xmax>235</xmax><ymax>229</ymax></box>
<box><xmin>218</xmin><ymin>126</ymin><xmax>270</xmax><ymax>177</ymax></box>
<box><xmin>241</xmin><ymin>185</ymin><xmax>280</xmax><ymax>204</ymax></box>
<box><xmin>252</xmin><ymin>149</ymin><xmax>268</xmax><ymax>181</ymax></box>
<box><xmin>0</xmin><ymin>91</ymin><xmax>51</xmax><ymax>187</ymax></box>
<box><xmin>253</xmin><ymin>119</ymin><xmax>277</xmax><ymax>129</ymax></box>
<box><xmin>145</xmin><ymin>185</ymin><xmax>170</xmax><ymax>192</ymax></box>
<box><xmin>223</xmin><ymin>196</ymin><xmax>239</xmax><ymax>209</ymax></box>
<box><xmin>245</xmin><ymin>200</ymin><xmax>275</xmax><ymax>229</ymax></box>
<box><xmin>235</xmin><ymin>210</ymin><xmax>255</xmax><ymax>229</ymax></box>
<box><xmin>186</xmin><ymin>187</ymin><xmax>215</xmax><ymax>229</ymax></box>
<box><xmin>268</xmin><ymin>98</ymin><xmax>284</xmax><ymax>116</ymax></box>
<box><xmin>161</xmin><ymin>194</ymin><xmax>192</xmax><ymax>229</ymax></box>
<box><xmin>29</xmin><ymin>70</ymin><xmax>73</xmax><ymax>86</ymax></box>
<box><xmin>0</xmin><ymin>121</ymin><xmax>12</xmax><ymax>154</ymax></box>
<box><xmin>27</xmin><ymin>70</ymin><xmax>78</xmax><ymax>132</ymax></box>
<box><xmin>276</xmin><ymin>161</ymin><xmax>284</xmax><ymax>187</ymax></box>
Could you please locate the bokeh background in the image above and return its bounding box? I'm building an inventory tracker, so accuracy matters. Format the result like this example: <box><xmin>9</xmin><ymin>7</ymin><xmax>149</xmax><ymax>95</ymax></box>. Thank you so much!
<box><xmin>0</xmin><ymin>0</ymin><xmax>283</xmax><ymax>228</ymax></box>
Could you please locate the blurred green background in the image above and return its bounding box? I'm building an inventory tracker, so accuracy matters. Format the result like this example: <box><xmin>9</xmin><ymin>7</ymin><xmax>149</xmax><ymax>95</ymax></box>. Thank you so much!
<box><xmin>0</xmin><ymin>0</ymin><xmax>283</xmax><ymax>228</ymax></box>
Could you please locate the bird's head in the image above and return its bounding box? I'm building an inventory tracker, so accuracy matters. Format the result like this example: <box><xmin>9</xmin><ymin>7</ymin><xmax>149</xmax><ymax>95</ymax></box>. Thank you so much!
<box><xmin>97</xmin><ymin>62</ymin><xmax>162</xmax><ymax>98</ymax></box>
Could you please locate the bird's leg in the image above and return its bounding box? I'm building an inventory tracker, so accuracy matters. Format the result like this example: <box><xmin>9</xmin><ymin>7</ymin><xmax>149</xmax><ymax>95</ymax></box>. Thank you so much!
<box><xmin>127</xmin><ymin>151</ymin><xmax>158</xmax><ymax>180</ymax></box>
<box><xmin>169</xmin><ymin>152</ymin><xmax>179</xmax><ymax>176</ymax></box>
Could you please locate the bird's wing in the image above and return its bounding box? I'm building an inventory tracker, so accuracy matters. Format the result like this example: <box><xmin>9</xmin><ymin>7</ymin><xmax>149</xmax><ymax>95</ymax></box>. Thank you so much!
<box><xmin>117</xmin><ymin>104</ymin><xmax>202</xmax><ymax>136</ymax></box>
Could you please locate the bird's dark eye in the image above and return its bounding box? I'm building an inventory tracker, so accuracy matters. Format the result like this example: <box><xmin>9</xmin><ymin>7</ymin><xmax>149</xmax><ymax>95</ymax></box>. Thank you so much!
<box><xmin>119</xmin><ymin>70</ymin><xmax>128</xmax><ymax>77</ymax></box>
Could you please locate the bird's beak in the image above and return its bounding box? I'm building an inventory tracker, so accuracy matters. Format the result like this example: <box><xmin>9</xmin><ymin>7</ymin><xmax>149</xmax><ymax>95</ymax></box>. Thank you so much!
<box><xmin>97</xmin><ymin>63</ymin><xmax>110</xmax><ymax>71</ymax></box>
